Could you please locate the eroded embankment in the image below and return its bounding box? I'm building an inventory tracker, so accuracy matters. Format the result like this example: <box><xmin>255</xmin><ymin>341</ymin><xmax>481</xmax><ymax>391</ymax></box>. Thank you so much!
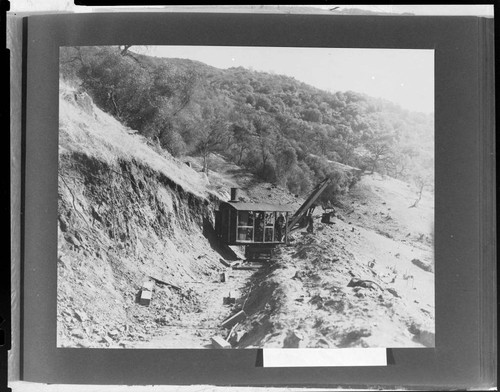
<box><xmin>57</xmin><ymin>150</ymin><xmax>225</xmax><ymax>348</ymax></box>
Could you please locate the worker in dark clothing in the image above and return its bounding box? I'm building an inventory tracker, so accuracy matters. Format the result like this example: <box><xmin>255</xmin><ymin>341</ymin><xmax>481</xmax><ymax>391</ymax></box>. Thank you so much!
<box><xmin>301</xmin><ymin>205</ymin><xmax>316</xmax><ymax>234</ymax></box>
<box><xmin>255</xmin><ymin>212</ymin><xmax>264</xmax><ymax>242</ymax></box>
<box><xmin>275</xmin><ymin>213</ymin><xmax>285</xmax><ymax>241</ymax></box>
<box><xmin>306</xmin><ymin>215</ymin><xmax>314</xmax><ymax>234</ymax></box>
<box><xmin>321</xmin><ymin>204</ymin><xmax>336</xmax><ymax>224</ymax></box>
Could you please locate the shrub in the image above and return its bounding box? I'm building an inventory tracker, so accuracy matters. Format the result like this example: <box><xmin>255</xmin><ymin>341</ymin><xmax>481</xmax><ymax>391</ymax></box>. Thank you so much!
<box><xmin>316</xmin><ymin>168</ymin><xmax>354</xmax><ymax>205</ymax></box>
<box><xmin>255</xmin><ymin>96</ymin><xmax>272</xmax><ymax>111</ymax></box>
<box><xmin>260</xmin><ymin>160</ymin><xmax>277</xmax><ymax>183</ymax></box>
<box><xmin>286</xmin><ymin>162</ymin><xmax>313</xmax><ymax>195</ymax></box>
<box><xmin>245</xmin><ymin>94</ymin><xmax>255</xmax><ymax>105</ymax></box>
<box><xmin>162</xmin><ymin>130</ymin><xmax>187</xmax><ymax>157</ymax></box>
<box><xmin>301</xmin><ymin>108</ymin><xmax>323</xmax><ymax>123</ymax></box>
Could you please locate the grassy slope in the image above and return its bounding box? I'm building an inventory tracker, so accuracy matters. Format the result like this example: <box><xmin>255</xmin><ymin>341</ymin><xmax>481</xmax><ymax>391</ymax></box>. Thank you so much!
<box><xmin>59</xmin><ymin>82</ymin><xmax>209</xmax><ymax>199</ymax></box>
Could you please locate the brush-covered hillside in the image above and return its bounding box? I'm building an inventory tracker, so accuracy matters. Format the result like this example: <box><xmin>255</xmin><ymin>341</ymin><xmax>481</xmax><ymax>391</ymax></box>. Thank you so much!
<box><xmin>60</xmin><ymin>46</ymin><xmax>433</xmax><ymax>202</ymax></box>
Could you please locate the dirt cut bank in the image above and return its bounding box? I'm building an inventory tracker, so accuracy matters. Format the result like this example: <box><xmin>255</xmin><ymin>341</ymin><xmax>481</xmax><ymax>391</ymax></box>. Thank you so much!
<box><xmin>57</xmin><ymin>83</ymin><xmax>231</xmax><ymax>348</ymax></box>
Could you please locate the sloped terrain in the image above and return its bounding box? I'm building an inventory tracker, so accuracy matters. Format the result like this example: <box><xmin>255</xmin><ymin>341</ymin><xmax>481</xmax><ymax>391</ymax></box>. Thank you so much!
<box><xmin>57</xmin><ymin>82</ymin><xmax>434</xmax><ymax>349</ymax></box>
<box><xmin>57</xmin><ymin>83</ymin><xmax>231</xmax><ymax>347</ymax></box>
<box><xmin>229</xmin><ymin>174</ymin><xmax>434</xmax><ymax>349</ymax></box>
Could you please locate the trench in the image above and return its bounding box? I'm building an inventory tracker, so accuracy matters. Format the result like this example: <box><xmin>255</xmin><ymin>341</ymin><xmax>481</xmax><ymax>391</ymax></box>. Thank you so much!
<box><xmin>130</xmin><ymin>262</ymin><xmax>278</xmax><ymax>349</ymax></box>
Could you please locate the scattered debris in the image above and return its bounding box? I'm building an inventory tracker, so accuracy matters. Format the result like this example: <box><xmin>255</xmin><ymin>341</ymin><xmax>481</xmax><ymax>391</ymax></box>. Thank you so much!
<box><xmin>411</xmin><ymin>258</ymin><xmax>433</xmax><ymax>273</ymax></box>
<box><xmin>59</xmin><ymin>216</ymin><xmax>69</xmax><ymax>232</ymax></box>
<box><xmin>386</xmin><ymin>288</ymin><xmax>400</xmax><ymax>298</ymax></box>
<box><xmin>347</xmin><ymin>277</ymin><xmax>383</xmax><ymax>291</ymax></box>
<box><xmin>149</xmin><ymin>276</ymin><xmax>181</xmax><ymax>291</ymax></box>
<box><xmin>378</xmin><ymin>230</ymin><xmax>393</xmax><ymax>239</ymax></box>
<box><xmin>74</xmin><ymin>310</ymin><xmax>88</xmax><ymax>322</ymax></box>
<box><xmin>71</xmin><ymin>328</ymin><xmax>85</xmax><ymax>339</ymax></box>
<box><xmin>66</xmin><ymin>234</ymin><xmax>81</xmax><ymax>247</ymax></box>
<box><xmin>314</xmin><ymin>338</ymin><xmax>331</xmax><ymax>348</ymax></box>
<box><xmin>100</xmin><ymin>336</ymin><xmax>113</xmax><ymax>345</ymax></box>
<box><xmin>154</xmin><ymin>317</ymin><xmax>169</xmax><ymax>326</ymax></box>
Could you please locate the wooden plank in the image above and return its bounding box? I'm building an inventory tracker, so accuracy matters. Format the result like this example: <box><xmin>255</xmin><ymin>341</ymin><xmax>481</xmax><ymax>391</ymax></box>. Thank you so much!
<box><xmin>219</xmin><ymin>258</ymin><xmax>231</xmax><ymax>267</ymax></box>
<box><xmin>221</xmin><ymin>310</ymin><xmax>246</xmax><ymax>329</ymax></box>
<box><xmin>149</xmin><ymin>276</ymin><xmax>181</xmax><ymax>291</ymax></box>
<box><xmin>211</xmin><ymin>335</ymin><xmax>231</xmax><ymax>349</ymax></box>
<box><xmin>139</xmin><ymin>290</ymin><xmax>152</xmax><ymax>306</ymax></box>
<box><xmin>232</xmin><ymin>265</ymin><xmax>262</xmax><ymax>271</ymax></box>
<box><xmin>225</xmin><ymin>322</ymin><xmax>239</xmax><ymax>340</ymax></box>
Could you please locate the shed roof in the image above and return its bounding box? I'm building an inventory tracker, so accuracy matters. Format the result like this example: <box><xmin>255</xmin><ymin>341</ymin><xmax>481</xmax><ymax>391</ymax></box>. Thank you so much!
<box><xmin>222</xmin><ymin>201</ymin><xmax>294</xmax><ymax>212</ymax></box>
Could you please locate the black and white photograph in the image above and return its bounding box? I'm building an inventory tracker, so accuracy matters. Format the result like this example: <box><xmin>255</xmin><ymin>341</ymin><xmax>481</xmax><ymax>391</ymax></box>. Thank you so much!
<box><xmin>56</xmin><ymin>45</ymin><xmax>435</xmax><ymax>349</ymax></box>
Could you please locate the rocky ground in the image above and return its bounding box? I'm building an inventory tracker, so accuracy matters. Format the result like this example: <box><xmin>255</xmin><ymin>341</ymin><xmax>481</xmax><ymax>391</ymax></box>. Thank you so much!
<box><xmin>57</xmin><ymin>81</ymin><xmax>434</xmax><ymax>349</ymax></box>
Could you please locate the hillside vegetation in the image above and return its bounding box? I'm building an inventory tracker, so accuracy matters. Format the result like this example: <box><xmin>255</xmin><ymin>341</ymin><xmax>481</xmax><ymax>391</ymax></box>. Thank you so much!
<box><xmin>60</xmin><ymin>46</ymin><xmax>433</xmax><ymax>204</ymax></box>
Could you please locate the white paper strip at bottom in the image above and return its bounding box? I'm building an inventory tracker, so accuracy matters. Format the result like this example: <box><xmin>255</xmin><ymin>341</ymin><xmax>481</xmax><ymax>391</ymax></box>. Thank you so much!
<box><xmin>263</xmin><ymin>348</ymin><xmax>387</xmax><ymax>367</ymax></box>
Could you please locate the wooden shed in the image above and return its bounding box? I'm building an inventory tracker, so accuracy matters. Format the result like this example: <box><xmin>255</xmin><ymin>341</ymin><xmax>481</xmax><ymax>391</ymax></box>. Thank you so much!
<box><xmin>215</xmin><ymin>201</ymin><xmax>294</xmax><ymax>246</ymax></box>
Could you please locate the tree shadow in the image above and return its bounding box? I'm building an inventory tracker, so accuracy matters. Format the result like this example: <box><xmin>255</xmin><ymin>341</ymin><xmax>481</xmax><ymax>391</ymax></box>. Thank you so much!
<box><xmin>202</xmin><ymin>216</ymin><xmax>238</xmax><ymax>261</ymax></box>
